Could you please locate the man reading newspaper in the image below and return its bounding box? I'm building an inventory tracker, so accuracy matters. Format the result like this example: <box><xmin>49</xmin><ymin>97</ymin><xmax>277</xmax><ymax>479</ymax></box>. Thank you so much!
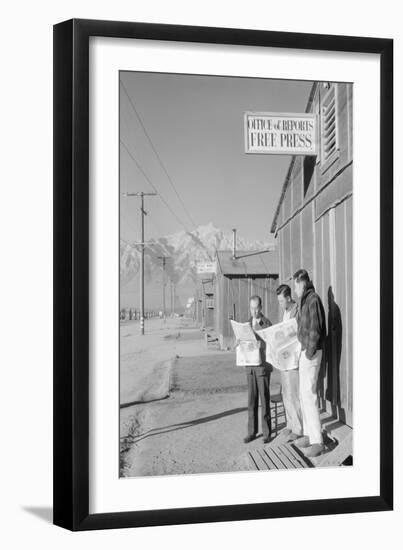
<box><xmin>276</xmin><ymin>284</ymin><xmax>303</xmax><ymax>441</ymax></box>
<box><xmin>233</xmin><ymin>296</ymin><xmax>273</xmax><ymax>445</ymax></box>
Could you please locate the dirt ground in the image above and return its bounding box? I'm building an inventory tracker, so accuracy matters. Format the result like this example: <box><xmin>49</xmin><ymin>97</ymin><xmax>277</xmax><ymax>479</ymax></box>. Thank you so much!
<box><xmin>120</xmin><ymin>317</ymin><xmax>281</xmax><ymax>477</ymax></box>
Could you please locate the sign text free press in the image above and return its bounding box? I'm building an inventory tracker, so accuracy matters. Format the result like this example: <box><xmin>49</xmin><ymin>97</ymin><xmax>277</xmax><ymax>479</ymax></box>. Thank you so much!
<box><xmin>244</xmin><ymin>112</ymin><xmax>317</xmax><ymax>155</ymax></box>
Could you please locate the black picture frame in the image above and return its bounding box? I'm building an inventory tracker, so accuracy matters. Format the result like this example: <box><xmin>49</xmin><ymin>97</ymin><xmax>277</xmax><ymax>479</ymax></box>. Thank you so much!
<box><xmin>53</xmin><ymin>18</ymin><xmax>393</xmax><ymax>531</ymax></box>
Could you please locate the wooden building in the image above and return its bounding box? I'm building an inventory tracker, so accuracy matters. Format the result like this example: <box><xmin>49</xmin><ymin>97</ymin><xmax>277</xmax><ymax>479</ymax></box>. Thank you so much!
<box><xmin>195</xmin><ymin>276</ymin><xmax>215</xmax><ymax>329</ymax></box>
<box><xmin>214</xmin><ymin>250</ymin><xmax>279</xmax><ymax>349</ymax></box>
<box><xmin>271</xmin><ymin>81</ymin><xmax>353</xmax><ymax>427</ymax></box>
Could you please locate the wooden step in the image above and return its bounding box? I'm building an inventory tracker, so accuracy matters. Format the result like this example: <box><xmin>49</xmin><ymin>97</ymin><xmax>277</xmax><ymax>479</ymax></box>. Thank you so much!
<box><xmin>247</xmin><ymin>411</ymin><xmax>353</xmax><ymax>471</ymax></box>
<box><xmin>248</xmin><ymin>442</ymin><xmax>313</xmax><ymax>470</ymax></box>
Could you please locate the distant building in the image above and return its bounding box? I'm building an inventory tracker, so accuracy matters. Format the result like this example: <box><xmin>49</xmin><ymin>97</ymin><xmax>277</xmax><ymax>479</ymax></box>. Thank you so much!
<box><xmin>195</xmin><ymin>276</ymin><xmax>215</xmax><ymax>329</ymax></box>
<box><xmin>271</xmin><ymin>81</ymin><xmax>353</xmax><ymax>426</ymax></box>
<box><xmin>214</xmin><ymin>250</ymin><xmax>279</xmax><ymax>349</ymax></box>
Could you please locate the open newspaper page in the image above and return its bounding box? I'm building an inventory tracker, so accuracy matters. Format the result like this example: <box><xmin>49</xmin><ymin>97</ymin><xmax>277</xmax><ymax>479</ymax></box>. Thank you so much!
<box><xmin>259</xmin><ymin>318</ymin><xmax>301</xmax><ymax>371</ymax></box>
<box><xmin>230</xmin><ymin>320</ymin><xmax>261</xmax><ymax>367</ymax></box>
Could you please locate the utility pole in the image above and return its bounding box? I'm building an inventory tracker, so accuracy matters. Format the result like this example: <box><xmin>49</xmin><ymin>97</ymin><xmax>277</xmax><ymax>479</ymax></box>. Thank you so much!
<box><xmin>157</xmin><ymin>256</ymin><xmax>169</xmax><ymax>322</ymax></box>
<box><xmin>232</xmin><ymin>228</ymin><xmax>237</xmax><ymax>260</ymax></box>
<box><xmin>124</xmin><ymin>191</ymin><xmax>157</xmax><ymax>335</ymax></box>
<box><xmin>170</xmin><ymin>280</ymin><xmax>175</xmax><ymax>316</ymax></box>
<box><xmin>169</xmin><ymin>281</ymin><xmax>174</xmax><ymax>317</ymax></box>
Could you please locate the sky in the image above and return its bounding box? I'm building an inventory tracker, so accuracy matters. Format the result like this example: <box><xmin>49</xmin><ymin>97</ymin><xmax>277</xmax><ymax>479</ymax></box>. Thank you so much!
<box><xmin>120</xmin><ymin>72</ymin><xmax>313</xmax><ymax>245</ymax></box>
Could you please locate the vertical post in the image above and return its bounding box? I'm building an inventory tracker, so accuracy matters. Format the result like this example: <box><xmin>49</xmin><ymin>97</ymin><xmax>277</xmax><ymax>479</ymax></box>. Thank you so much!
<box><xmin>162</xmin><ymin>258</ymin><xmax>166</xmax><ymax>322</ymax></box>
<box><xmin>171</xmin><ymin>281</ymin><xmax>175</xmax><ymax>316</ymax></box>
<box><xmin>140</xmin><ymin>192</ymin><xmax>145</xmax><ymax>335</ymax></box>
<box><xmin>158</xmin><ymin>256</ymin><xmax>168</xmax><ymax>322</ymax></box>
<box><xmin>232</xmin><ymin>228</ymin><xmax>237</xmax><ymax>260</ymax></box>
<box><xmin>195</xmin><ymin>284</ymin><xmax>199</xmax><ymax>324</ymax></box>
<box><xmin>123</xmin><ymin>191</ymin><xmax>156</xmax><ymax>335</ymax></box>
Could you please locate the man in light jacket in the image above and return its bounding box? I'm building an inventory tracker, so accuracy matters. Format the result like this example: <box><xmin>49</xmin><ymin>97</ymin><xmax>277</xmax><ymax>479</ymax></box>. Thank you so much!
<box><xmin>293</xmin><ymin>269</ymin><xmax>326</xmax><ymax>458</ymax></box>
<box><xmin>276</xmin><ymin>284</ymin><xmax>303</xmax><ymax>441</ymax></box>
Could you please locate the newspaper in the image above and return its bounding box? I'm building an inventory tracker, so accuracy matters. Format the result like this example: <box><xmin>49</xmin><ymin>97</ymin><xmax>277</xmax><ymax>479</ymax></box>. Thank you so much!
<box><xmin>259</xmin><ymin>318</ymin><xmax>301</xmax><ymax>371</ymax></box>
<box><xmin>230</xmin><ymin>320</ymin><xmax>256</xmax><ymax>342</ymax></box>
<box><xmin>230</xmin><ymin>320</ymin><xmax>261</xmax><ymax>366</ymax></box>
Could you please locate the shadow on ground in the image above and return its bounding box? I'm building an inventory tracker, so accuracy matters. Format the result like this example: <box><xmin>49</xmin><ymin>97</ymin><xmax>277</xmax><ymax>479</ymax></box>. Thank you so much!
<box><xmin>133</xmin><ymin>406</ymin><xmax>248</xmax><ymax>443</ymax></box>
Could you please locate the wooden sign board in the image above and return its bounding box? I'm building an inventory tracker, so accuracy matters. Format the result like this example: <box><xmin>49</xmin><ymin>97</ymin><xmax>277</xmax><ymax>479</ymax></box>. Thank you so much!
<box><xmin>197</xmin><ymin>262</ymin><xmax>216</xmax><ymax>274</ymax></box>
<box><xmin>244</xmin><ymin>112</ymin><xmax>317</xmax><ymax>155</ymax></box>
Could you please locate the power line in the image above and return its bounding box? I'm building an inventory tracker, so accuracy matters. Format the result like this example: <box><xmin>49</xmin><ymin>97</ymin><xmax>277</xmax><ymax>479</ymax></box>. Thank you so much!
<box><xmin>120</xmin><ymin>130</ymin><xmax>213</xmax><ymax>260</ymax></box>
<box><xmin>120</xmin><ymin>79</ymin><xmax>198</xmax><ymax>230</ymax></box>
<box><xmin>120</xmin><ymin>139</ymin><xmax>192</xmax><ymax>234</ymax></box>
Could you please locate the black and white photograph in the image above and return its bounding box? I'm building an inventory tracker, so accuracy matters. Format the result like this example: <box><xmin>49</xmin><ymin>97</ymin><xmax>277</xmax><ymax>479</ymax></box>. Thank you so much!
<box><xmin>119</xmin><ymin>72</ymin><xmax>353</xmax><ymax>478</ymax></box>
<box><xmin>0</xmin><ymin>0</ymin><xmax>397</xmax><ymax>541</ymax></box>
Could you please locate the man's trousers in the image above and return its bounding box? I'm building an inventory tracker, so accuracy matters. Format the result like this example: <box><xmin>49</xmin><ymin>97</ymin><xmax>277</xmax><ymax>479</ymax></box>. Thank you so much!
<box><xmin>280</xmin><ymin>368</ymin><xmax>303</xmax><ymax>436</ymax></box>
<box><xmin>246</xmin><ymin>365</ymin><xmax>271</xmax><ymax>438</ymax></box>
<box><xmin>299</xmin><ymin>350</ymin><xmax>323</xmax><ymax>445</ymax></box>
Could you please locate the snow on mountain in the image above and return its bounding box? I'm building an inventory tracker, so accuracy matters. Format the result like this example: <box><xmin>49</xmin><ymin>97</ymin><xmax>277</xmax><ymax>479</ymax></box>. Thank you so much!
<box><xmin>120</xmin><ymin>223</ymin><xmax>274</xmax><ymax>288</ymax></box>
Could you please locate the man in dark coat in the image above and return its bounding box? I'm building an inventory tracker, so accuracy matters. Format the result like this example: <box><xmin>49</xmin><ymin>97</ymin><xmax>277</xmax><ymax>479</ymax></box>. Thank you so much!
<box><xmin>243</xmin><ymin>295</ymin><xmax>272</xmax><ymax>444</ymax></box>
<box><xmin>293</xmin><ymin>269</ymin><xmax>326</xmax><ymax>457</ymax></box>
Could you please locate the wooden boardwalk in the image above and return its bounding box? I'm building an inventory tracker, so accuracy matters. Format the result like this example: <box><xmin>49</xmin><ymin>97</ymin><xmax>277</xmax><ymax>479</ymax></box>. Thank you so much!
<box><xmin>247</xmin><ymin>409</ymin><xmax>353</xmax><ymax>471</ymax></box>
<box><xmin>248</xmin><ymin>442</ymin><xmax>312</xmax><ymax>470</ymax></box>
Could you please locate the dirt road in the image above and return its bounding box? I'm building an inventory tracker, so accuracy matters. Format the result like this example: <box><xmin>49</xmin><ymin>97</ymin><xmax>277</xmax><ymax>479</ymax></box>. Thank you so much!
<box><xmin>120</xmin><ymin>318</ymin><xmax>281</xmax><ymax>477</ymax></box>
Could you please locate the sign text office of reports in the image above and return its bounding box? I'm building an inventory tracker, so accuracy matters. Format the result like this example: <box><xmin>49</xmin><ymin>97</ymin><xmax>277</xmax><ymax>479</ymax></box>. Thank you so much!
<box><xmin>245</xmin><ymin>112</ymin><xmax>317</xmax><ymax>155</ymax></box>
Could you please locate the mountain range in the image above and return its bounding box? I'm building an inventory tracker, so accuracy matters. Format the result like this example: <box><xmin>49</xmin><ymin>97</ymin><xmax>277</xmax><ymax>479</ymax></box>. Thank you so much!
<box><xmin>120</xmin><ymin>223</ymin><xmax>274</xmax><ymax>309</ymax></box>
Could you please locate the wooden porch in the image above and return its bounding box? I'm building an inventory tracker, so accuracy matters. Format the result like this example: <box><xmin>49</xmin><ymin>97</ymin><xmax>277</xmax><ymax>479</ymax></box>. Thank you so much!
<box><xmin>247</xmin><ymin>397</ymin><xmax>353</xmax><ymax>471</ymax></box>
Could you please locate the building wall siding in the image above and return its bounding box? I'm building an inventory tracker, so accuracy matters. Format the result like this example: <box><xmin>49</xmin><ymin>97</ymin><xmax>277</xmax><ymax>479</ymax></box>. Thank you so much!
<box><xmin>274</xmin><ymin>82</ymin><xmax>353</xmax><ymax>427</ymax></box>
<box><xmin>215</xmin><ymin>275</ymin><xmax>279</xmax><ymax>348</ymax></box>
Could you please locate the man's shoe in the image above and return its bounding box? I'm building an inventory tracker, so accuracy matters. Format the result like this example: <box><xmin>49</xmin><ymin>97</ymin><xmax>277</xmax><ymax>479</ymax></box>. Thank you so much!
<box><xmin>281</xmin><ymin>428</ymin><xmax>292</xmax><ymax>437</ymax></box>
<box><xmin>287</xmin><ymin>432</ymin><xmax>301</xmax><ymax>441</ymax></box>
<box><xmin>263</xmin><ymin>435</ymin><xmax>272</xmax><ymax>444</ymax></box>
<box><xmin>304</xmin><ymin>444</ymin><xmax>324</xmax><ymax>457</ymax></box>
<box><xmin>295</xmin><ymin>436</ymin><xmax>310</xmax><ymax>448</ymax></box>
<box><xmin>243</xmin><ymin>434</ymin><xmax>256</xmax><ymax>444</ymax></box>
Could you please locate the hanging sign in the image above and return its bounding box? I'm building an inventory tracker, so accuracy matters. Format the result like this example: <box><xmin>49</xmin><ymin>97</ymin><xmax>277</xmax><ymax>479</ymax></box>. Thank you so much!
<box><xmin>244</xmin><ymin>112</ymin><xmax>317</xmax><ymax>155</ymax></box>
<box><xmin>197</xmin><ymin>262</ymin><xmax>216</xmax><ymax>274</ymax></box>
